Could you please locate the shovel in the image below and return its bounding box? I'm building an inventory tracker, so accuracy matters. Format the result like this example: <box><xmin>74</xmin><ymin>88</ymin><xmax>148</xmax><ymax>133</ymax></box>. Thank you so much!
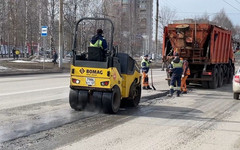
<box><xmin>150</xmin><ymin>68</ymin><xmax>156</xmax><ymax>90</ymax></box>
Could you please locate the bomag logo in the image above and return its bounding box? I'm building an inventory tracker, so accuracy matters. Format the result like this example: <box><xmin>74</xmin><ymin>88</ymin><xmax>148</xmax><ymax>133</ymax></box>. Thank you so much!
<box><xmin>86</xmin><ymin>69</ymin><xmax>103</xmax><ymax>75</ymax></box>
<box><xmin>79</xmin><ymin>68</ymin><xmax>85</xmax><ymax>74</ymax></box>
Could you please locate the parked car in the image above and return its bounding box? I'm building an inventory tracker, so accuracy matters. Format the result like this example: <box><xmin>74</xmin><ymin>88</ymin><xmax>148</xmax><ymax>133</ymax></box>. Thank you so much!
<box><xmin>65</xmin><ymin>52</ymin><xmax>73</xmax><ymax>58</ymax></box>
<box><xmin>233</xmin><ymin>67</ymin><xmax>240</xmax><ymax>100</ymax></box>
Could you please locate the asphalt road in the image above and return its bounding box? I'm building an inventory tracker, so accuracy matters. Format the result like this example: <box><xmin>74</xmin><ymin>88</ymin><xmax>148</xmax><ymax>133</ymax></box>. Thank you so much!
<box><xmin>0</xmin><ymin>72</ymin><xmax>240</xmax><ymax>150</ymax></box>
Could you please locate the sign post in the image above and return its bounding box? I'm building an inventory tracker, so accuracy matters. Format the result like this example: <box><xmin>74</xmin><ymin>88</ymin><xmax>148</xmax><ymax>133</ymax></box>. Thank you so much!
<box><xmin>41</xmin><ymin>26</ymin><xmax>48</xmax><ymax>70</ymax></box>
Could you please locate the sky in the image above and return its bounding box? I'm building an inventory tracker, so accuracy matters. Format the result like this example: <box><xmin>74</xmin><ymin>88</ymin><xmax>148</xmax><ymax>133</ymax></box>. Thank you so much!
<box><xmin>153</xmin><ymin>0</ymin><xmax>240</xmax><ymax>26</ymax></box>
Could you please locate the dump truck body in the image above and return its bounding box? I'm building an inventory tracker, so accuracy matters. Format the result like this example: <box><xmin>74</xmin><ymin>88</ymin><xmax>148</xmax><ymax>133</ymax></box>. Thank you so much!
<box><xmin>163</xmin><ymin>22</ymin><xmax>234</xmax><ymax>88</ymax></box>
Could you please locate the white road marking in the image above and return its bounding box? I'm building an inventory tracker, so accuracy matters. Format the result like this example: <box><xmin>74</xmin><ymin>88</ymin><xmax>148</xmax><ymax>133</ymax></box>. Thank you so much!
<box><xmin>0</xmin><ymin>86</ymin><xmax>69</xmax><ymax>97</ymax></box>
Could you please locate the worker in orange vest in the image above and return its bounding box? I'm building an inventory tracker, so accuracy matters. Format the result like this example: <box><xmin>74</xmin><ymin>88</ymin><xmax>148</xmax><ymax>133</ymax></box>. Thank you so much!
<box><xmin>181</xmin><ymin>60</ymin><xmax>190</xmax><ymax>93</ymax></box>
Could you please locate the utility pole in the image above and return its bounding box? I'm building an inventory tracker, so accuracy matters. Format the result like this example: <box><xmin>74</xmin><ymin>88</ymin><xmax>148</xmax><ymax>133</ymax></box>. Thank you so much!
<box><xmin>59</xmin><ymin>0</ymin><xmax>63</xmax><ymax>68</ymax></box>
<box><xmin>155</xmin><ymin>0</ymin><xmax>159</xmax><ymax>56</ymax></box>
<box><xmin>25</xmin><ymin>0</ymin><xmax>29</xmax><ymax>58</ymax></box>
<box><xmin>38</xmin><ymin>0</ymin><xmax>42</xmax><ymax>57</ymax></box>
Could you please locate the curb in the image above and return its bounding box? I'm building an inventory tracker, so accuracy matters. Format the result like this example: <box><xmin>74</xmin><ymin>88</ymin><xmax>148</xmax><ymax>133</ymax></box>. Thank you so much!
<box><xmin>0</xmin><ymin>70</ymin><xmax>66</xmax><ymax>77</ymax></box>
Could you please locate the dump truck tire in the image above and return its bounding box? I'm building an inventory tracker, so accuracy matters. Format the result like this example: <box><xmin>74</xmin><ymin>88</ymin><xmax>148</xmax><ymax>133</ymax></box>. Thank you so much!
<box><xmin>223</xmin><ymin>65</ymin><xmax>228</xmax><ymax>84</ymax></box>
<box><xmin>234</xmin><ymin>93</ymin><xmax>239</xmax><ymax>100</ymax></box>
<box><xmin>92</xmin><ymin>92</ymin><xmax>103</xmax><ymax>110</ymax></box>
<box><xmin>77</xmin><ymin>90</ymin><xmax>88</xmax><ymax>110</ymax></box>
<box><xmin>202</xmin><ymin>81</ymin><xmax>209</xmax><ymax>88</ymax></box>
<box><xmin>209</xmin><ymin>67</ymin><xmax>218</xmax><ymax>89</ymax></box>
<box><xmin>227</xmin><ymin>66</ymin><xmax>233</xmax><ymax>84</ymax></box>
<box><xmin>102</xmin><ymin>86</ymin><xmax>121</xmax><ymax>114</ymax></box>
<box><xmin>69</xmin><ymin>89</ymin><xmax>79</xmax><ymax>111</ymax></box>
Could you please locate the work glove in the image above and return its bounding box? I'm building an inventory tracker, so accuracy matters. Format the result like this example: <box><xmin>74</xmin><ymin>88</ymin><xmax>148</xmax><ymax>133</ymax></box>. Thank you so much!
<box><xmin>106</xmin><ymin>50</ymin><xmax>111</xmax><ymax>54</ymax></box>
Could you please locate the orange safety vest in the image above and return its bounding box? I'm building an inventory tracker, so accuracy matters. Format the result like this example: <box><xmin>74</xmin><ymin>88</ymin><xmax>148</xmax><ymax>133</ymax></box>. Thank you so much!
<box><xmin>185</xmin><ymin>68</ymin><xmax>190</xmax><ymax>76</ymax></box>
<box><xmin>182</xmin><ymin>59</ymin><xmax>190</xmax><ymax>76</ymax></box>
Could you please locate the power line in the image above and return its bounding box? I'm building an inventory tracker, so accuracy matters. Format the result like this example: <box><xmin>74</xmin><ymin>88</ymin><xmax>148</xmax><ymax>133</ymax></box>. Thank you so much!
<box><xmin>166</xmin><ymin>0</ymin><xmax>184</xmax><ymax>12</ymax></box>
<box><xmin>160</xmin><ymin>0</ymin><xmax>184</xmax><ymax>13</ymax></box>
<box><xmin>162</xmin><ymin>0</ymin><xmax>177</xmax><ymax>10</ymax></box>
<box><xmin>176</xmin><ymin>11</ymin><xmax>240</xmax><ymax>15</ymax></box>
<box><xmin>235</xmin><ymin>0</ymin><xmax>240</xmax><ymax>5</ymax></box>
<box><xmin>223</xmin><ymin>0</ymin><xmax>240</xmax><ymax>12</ymax></box>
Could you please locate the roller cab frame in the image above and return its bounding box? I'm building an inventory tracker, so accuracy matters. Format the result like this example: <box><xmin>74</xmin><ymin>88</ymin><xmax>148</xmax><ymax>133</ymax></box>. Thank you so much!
<box><xmin>69</xmin><ymin>18</ymin><xmax>142</xmax><ymax>113</ymax></box>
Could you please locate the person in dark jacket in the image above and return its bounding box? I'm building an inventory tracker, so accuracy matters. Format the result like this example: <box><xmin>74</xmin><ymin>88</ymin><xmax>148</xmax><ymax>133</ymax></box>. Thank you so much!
<box><xmin>168</xmin><ymin>53</ymin><xmax>183</xmax><ymax>97</ymax></box>
<box><xmin>52</xmin><ymin>50</ymin><xmax>58</xmax><ymax>64</ymax></box>
<box><xmin>12</xmin><ymin>47</ymin><xmax>16</xmax><ymax>59</ymax></box>
<box><xmin>90</xmin><ymin>29</ymin><xmax>108</xmax><ymax>51</ymax></box>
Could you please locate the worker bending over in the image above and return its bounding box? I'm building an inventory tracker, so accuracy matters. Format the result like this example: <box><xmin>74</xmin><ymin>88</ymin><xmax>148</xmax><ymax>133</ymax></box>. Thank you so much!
<box><xmin>141</xmin><ymin>54</ymin><xmax>152</xmax><ymax>90</ymax></box>
<box><xmin>168</xmin><ymin>53</ymin><xmax>183</xmax><ymax>97</ymax></box>
<box><xmin>181</xmin><ymin>60</ymin><xmax>190</xmax><ymax>93</ymax></box>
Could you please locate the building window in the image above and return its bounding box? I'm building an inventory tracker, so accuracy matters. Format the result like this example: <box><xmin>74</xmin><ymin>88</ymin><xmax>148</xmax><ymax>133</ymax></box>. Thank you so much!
<box><xmin>122</xmin><ymin>0</ymin><xmax>129</xmax><ymax>4</ymax></box>
<box><xmin>140</xmin><ymin>3</ymin><xmax>146</xmax><ymax>9</ymax></box>
<box><xmin>122</xmin><ymin>6</ymin><xmax>128</xmax><ymax>12</ymax></box>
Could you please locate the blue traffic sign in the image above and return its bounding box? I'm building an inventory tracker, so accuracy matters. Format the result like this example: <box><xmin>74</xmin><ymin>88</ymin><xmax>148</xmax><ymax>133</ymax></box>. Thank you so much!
<box><xmin>41</xmin><ymin>26</ymin><xmax>48</xmax><ymax>37</ymax></box>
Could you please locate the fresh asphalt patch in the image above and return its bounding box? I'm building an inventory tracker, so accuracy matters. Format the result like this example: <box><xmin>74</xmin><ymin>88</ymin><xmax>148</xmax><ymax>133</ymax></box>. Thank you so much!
<box><xmin>0</xmin><ymin>91</ymin><xmax>169</xmax><ymax>148</ymax></box>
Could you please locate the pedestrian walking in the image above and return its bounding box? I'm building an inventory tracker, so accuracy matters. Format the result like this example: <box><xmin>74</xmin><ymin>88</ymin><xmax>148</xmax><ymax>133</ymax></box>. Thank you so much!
<box><xmin>12</xmin><ymin>47</ymin><xmax>16</xmax><ymax>59</ymax></box>
<box><xmin>52</xmin><ymin>50</ymin><xmax>58</xmax><ymax>64</ymax></box>
<box><xmin>15</xmin><ymin>50</ymin><xmax>20</xmax><ymax>60</ymax></box>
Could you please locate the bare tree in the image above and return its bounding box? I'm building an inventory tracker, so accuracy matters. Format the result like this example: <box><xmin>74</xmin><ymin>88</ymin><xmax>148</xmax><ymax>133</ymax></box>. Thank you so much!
<box><xmin>49</xmin><ymin>0</ymin><xmax>57</xmax><ymax>53</ymax></box>
<box><xmin>212</xmin><ymin>9</ymin><xmax>234</xmax><ymax>30</ymax></box>
<box><xmin>24</xmin><ymin>0</ymin><xmax>29</xmax><ymax>57</ymax></box>
<box><xmin>159</xmin><ymin>6</ymin><xmax>176</xmax><ymax>31</ymax></box>
<box><xmin>157</xmin><ymin>6</ymin><xmax>176</xmax><ymax>54</ymax></box>
<box><xmin>196</xmin><ymin>12</ymin><xmax>210</xmax><ymax>23</ymax></box>
<box><xmin>233</xmin><ymin>25</ymin><xmax>240</xmax><ymax>43</ymax></box>
<box><xmin>0</xmin><ymin>0</ymin><xmax>154</xmax><ymax>58</ymax></box>
<box><xmin>0</xmin><ymin>0</ymin><xmax>7</xmax><ymax>56</ymax></box>
<box><xmin>63</xmin><ymin>0</ymin><xmax>100</xmax><ymax>53</ymax></box>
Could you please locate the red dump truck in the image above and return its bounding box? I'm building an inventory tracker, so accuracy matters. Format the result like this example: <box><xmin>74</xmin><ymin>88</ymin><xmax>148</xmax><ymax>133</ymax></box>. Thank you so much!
<box><xmin>162</xmin><ymin>21</ymin><xmax>235</xmax><ymax>89</ymax></box>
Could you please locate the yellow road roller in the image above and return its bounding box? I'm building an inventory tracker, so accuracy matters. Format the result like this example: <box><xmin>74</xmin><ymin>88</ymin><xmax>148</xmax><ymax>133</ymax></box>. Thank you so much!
<box><xmin>69</xmin><ymin>18</ymin><xmax>142</xmax><ymax>113</ymax></box>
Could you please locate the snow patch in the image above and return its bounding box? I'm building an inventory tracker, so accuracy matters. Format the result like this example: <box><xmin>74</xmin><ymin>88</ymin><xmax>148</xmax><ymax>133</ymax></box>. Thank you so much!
<box><xmin>11</xmin><ymin>60</ymin><xmax>37</xmax><ymax>63</ymax></box>
<box><xmin>35</xmin><ymin>58</ymin><xmax>53</xmax><ymax>63</ymax></box>
<box><xmin>34</xmin><ymin>58</ymin><xmax>70</xmax><ymax>63</ymax></box>
<box><xmin>0</xmin><ymin>66</ymin><xmax>8</xmax><ymax>70</ymax></box>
